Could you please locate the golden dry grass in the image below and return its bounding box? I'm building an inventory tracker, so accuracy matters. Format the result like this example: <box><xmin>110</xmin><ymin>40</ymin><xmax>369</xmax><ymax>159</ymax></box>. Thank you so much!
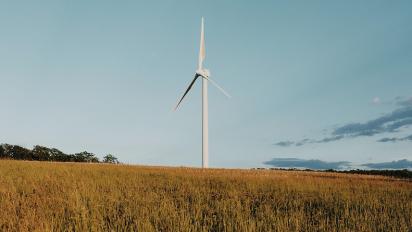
<box><xmin>0</xmin><ymin>160</ymin><xmax>411</xmax><ymax>231</ymax></box>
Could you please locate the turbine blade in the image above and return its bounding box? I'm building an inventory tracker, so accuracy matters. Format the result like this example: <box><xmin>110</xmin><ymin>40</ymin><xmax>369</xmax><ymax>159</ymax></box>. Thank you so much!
<box><xmin>202</xmin><ymin>76</ymin><xmax>231</xmax><ymax>98</ymax></box>
<box><xmin>173</xmin><ymin>74</ymin><xmax>200</xmax><ymax>111</ymax></box>
<box><xmin>198</xmin><ymin>17</ymin><xmax>205</xmax><ymax>70</ymax></box>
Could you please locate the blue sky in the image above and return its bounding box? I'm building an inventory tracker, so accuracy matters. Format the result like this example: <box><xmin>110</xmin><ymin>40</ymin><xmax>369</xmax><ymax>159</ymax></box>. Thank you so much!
<box><xmin>0</xmin><ymin>1</ymin><xmax>411</xmax><ymax>168</ymax></box>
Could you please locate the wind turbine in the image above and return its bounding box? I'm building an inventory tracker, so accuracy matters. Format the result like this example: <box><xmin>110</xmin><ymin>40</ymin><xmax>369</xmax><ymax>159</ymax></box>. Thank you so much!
<box><xmin>174</xmin><ymin>17</ymin><xmax>231</xmax><ymax>168</ymax></box>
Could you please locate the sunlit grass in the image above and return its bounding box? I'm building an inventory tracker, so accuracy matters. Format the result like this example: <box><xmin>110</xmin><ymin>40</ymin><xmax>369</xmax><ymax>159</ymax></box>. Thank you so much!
<box><xmin>0</xmin><ymin>160</ymin><xmax>410</xmax><ymax>231</ymax></box>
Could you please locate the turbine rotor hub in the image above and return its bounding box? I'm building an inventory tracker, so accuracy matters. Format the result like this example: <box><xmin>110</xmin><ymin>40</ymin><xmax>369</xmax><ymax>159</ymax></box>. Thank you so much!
<box><xmin>196</xmin><ymin>69</ymin><xmax>210</xmax><ymax>77</ymax></box>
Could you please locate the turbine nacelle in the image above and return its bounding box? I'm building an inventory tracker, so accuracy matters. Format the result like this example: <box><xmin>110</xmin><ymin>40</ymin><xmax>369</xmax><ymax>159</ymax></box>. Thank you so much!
<box><xmin>196</xmin><ymin>69</ymin><xmax>210</xmax><ymax>78</ymax></box>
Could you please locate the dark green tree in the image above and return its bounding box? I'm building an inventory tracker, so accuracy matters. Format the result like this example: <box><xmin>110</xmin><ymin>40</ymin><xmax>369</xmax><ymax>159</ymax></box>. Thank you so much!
<box><xmin>6</xmin><ymin>145</ymin><xmax>32</xmax><ymax>160</ymax></box>
<box><xmin>73</xmin><ymin>151</ymin><xmax>99</xmax><ymax>163</ymax></box>
<box><xmin>0</xmin><ymin>145</ymin><xmax>4</xmax><ymax>158</ymax></box>
<box><xmin>103</xmin><ymin>154</ymin><xmax>119</xmax><ymax>164</ymax></box>
<box><xmin>49</xmin><ymin>148</ymin><xmax>68</xmax><ymax>162</ymax></box>
<box><xmin>32</xmin><ymin>146</ymin><xmax>51</xmax><ymax>161</ymax></box>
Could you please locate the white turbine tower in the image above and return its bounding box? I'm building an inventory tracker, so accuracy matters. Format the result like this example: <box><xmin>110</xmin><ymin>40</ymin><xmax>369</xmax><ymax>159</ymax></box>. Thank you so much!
<box><xmin>174</xmin><ymin>17</ymin><xmax>231</xmax><ymax>168</ymax></box>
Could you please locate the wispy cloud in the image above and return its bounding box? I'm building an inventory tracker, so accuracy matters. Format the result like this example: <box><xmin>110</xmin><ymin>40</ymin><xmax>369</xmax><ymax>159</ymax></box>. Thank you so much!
<box><xmin>314</xmin><ymin>135</ymin><xmax>344</xmax><ymax>144</ymax></box>
<box><xmin>264</xmin><ymin>158</ymin><xmax>412</xmax><ymax>170</ymax></box>
<box><xmin>274</xmin><ymin>141</ymin><xmax>295</xmax><ymax>147</ymax></box>
<box><xmin>274</xmin><ymin>136</ymin><xmax>344</xmax><ymax>147</ymax></box>
<box><xmin>377</xmin><ymin>134</ymin><xmax>412</xmax><ymax>143</ymax></box>
<box><xmin>396</xmin><ymin>96</ymin><xmax>412</xmax><ymax>107</ymax></box>
<box><xmin>331</xmin><ymin>106</ymin><xmax>412</xmax><ymax>137</ymax></box>
<box><xmin>274</xmin><ymin>97</ymin><xmax>412</xmax><ymax>147</ymax></box>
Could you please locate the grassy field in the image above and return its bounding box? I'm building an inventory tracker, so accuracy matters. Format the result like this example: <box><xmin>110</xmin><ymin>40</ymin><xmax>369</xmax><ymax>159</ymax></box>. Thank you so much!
<box><xmin>0</xmin><ymin>160</ymin><xmax>411</xmax><ymax>231</ymax></box>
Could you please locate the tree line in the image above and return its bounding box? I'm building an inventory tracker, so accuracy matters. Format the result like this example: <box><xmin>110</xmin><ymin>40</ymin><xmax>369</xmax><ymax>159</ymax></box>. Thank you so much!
<box><xmin>258</xmin><ymin>167</ymin><xmax>412</xmax><ymax>179</ymax></box>
<box><xmin>326</xmin><ymin>168</ymin><xmax>412</xmax><ymax>179</ymax></box>
<box><xmin>0</xmin><ymin>144</ymin><xmax>118</xmax><ymax>163</ymax></box>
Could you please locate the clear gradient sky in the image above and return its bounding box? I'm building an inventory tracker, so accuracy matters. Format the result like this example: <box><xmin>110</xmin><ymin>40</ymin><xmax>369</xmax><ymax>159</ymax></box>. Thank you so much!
<box><xmin>1</xmin><ymin>1</ymin><xmax>411</xmax><ymax>168</ymax></box>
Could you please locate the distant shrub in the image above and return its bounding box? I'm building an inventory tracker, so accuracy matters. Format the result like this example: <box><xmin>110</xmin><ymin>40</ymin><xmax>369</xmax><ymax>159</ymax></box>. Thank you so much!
<box><xmin>103</xmin><ymin>154</ymin><xmax>119</xmax><ymax>164</ymax></box>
